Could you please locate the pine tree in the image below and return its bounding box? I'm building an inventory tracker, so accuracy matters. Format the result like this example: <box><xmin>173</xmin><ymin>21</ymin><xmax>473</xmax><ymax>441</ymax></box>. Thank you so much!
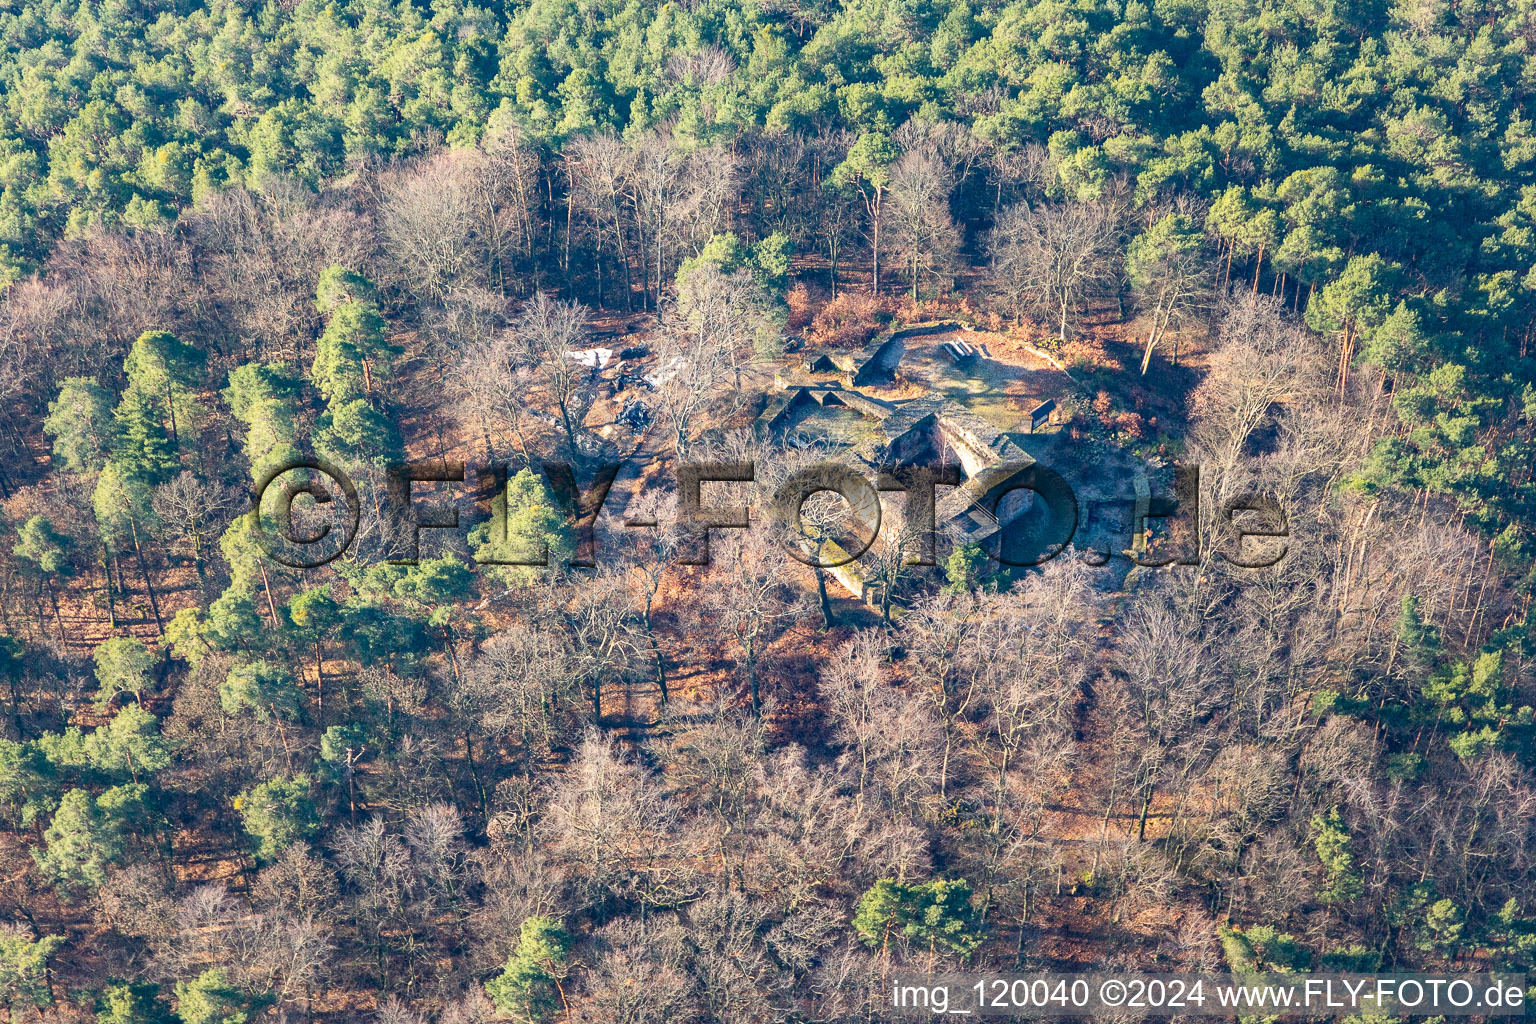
<box><xmin>14</xmin><ymin>516</ymin><xmax>73</xmax><ymax>643</ymax></box>
<box><xmin>43</xmin><ymin>377</ymin><xmax>114</xmax><ymax>473</ymax></box>
<box><xmin>223</xmin><ymin>362</ymin><xmax>302</xmax><ymax>481</ymax></box>
<box><xmin>91</xmin><ymin>636</ymin><xmax>154</xmax><ymax>707</ymax></box>
<box><xmin>111</xmin><ymin>387</ymin><xmax>179</xmax><ymax>485</ymax></box>
<box><xmin>92</xmin><ymin>462</ymin><xmax>164</xmax><ymax>632</ymax></box>
<box><xmin>853</xmin><ymin>878</ymin><xmax>983</xmax><ymax>959</ymax></box>
<box><xmin>484</xmin><ymin>916</ymin><xmax>572</xmax><ymax>1023</ymax></box>
<box><xmin>83</xmin><ymin>704</ymin><xmax>172</xmax><ymax>784</ymax></box>
<box><xmin>1310</xmin><ymin>806</ymin><xmax>1363</xmax><ymax>905</ymax></box>
<box><xmin>0</xmin><ymin>636</ymin><xmax>23</xmax><ymax>737</ymax></box>
<box><xmin>220</xmin><ymin>660</ymin><xmax>301</xmax><ymax>721</ymax></box>
<box><xmin>470</xmin><ymin>468</ymin><xmax>574</xmax><ymax>586</ymax></box>
<box><xmin>0</xmin><ymin>926</ymin><xmax>66</xmax><ymax>1016</ymax></box>
<box><xmin>287</xmin><ymin>586</ymin><xmax>341</xmax><ymax>717</ymax></box>
<box><xmin>173</xmin><ymin>969</ymin><xmax>264</xmax><ymax>1024</ymax></box>
<box><xmin>311</xmin><ymin>268</ymin><xmax>397</xmax><ymax>404</ymax></box>
<box><xmin>942</xmin><ymin>543</ymin><xmax>987</xmax><ymax>593</ymax></box>
<box><xmin>121</xmin><ymin>331</ymin><xmax>205</xmax><ymax>449</ymax></box>
<box><xmin>33</xmin><ymin>785</ymin><xmax>143</xmax><ymax>892</ymax></box>
<box><xmin>95</xmin><ymin>981</ymin><xmax>173</xmax><ymax>1024</ymax></box>
<box><xmin>832</xmin><ymin>132</ymin><xmax>897</xmax><ymax>292</ymax></box>
<box><xmin>232</xmin><ymin>775</ymin><xmax>318</xmax><ymax>862</ymax></box>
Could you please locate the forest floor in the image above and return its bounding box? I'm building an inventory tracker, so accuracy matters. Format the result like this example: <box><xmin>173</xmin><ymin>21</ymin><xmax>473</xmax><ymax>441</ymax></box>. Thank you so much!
<box><xmin>2</xmin><ymin>283</ymin><xmax>1226</xmax><ymax>988</ymax></box>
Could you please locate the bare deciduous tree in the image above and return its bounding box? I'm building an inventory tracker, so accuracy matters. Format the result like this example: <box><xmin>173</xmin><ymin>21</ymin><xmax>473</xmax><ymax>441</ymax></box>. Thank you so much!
<box><xmin>708</xmin><ymin>527</ymin><xmax>801</xmax><ymax>716</ymax></box>
<box><xmin>565</xmin><ymin>567</ymin><xmax>636</xmax><ymax>723</ymax></box>
<box><xmin>458</xmin><ymin>622</ymin><xmax>581</xmax><ymax>761</ymax></box>
<box><xmin>513</xmin><ymin>292</ymin><xmax>594</xmax><ymax>463</ymax></box>
<box><xmin>152</xmin><ymin>470</ymin><xmax>236</xmax><ymax>593</ymax></box>
<box><xmin>478</xmin><ymin>124</ymin><xmax>544</xmax><ymax>292</ymax></box>
<box><xmin>615</xmin><ymin>490</ymin><xmax>681</xmax><ymax>704</ymax></box>
<box><xmin>449</xmin><ymin>327</ymin><xmax>539</xmax><ymax>462</ymax></box>
<box><xmin>821</xmin><ymin>628</ymin><xmax>943</xmax><ymax>816</ymax></box>
<box><xmin>1188</xmin><ymin>295</ymin><xmax>1326</xmax><ymax>517</ymax></box>
<box><xmin>629</xmin><ymin>129</ymin><xmax>737</xmax><ymax>314</ymax></box>
<box><xmin>649</xmin><ymin>282</ymin><xmax>742</xmax><ymax>460</ymax></box>
<box><xmin>378</xmin><ymin>146</ymin><xmax>531</xmax><ymax>303</ymax></box>
<box><xmin>565</xmin><ymin>134</ymin><xmax>639</xmax><ymax>310</ymax></box>
<box><xmin>988</xmin><ymin>199</ymin><xmax>1123</xmax><ymax>339</ymax></box>
<box><xmin>541</xmin><ymin>730</ymin><xmax>696</xmax><ymax>910</ymax></box>
<box><xmin>186</xmin><ymin>186</ymin><xmax>368</xmax><ymax>361</ymax></box>
<box><xmin>571</xmin><ymin>920</ymin><xmax>695</xmax><ymax>1024</ymax></box>
<box><xmin>254</xmin><ymin>844</ymin><xmax>341</xmax><ymax>921</ymax></box>
<box><xmin>888</xmin><ymin>149</ymin><xmax>962</xmax><ymax>299</ymax></box>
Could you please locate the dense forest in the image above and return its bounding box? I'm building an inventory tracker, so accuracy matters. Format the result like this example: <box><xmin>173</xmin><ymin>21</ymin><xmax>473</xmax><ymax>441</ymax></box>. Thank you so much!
<box><xmin>1</xmin><ymin>0</ymin><xmax>1536</xmax><ymax>1019</ymax></box>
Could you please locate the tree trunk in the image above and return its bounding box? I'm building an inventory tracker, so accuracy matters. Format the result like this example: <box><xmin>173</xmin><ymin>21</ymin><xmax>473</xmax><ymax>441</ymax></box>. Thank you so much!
<box><xmin>615</xmin><ymin>213</ymin><xmax>636</xmax><ymax>313</ymax></box>
<box><xmin>46</xmin><ymin>581</ymin><xmax>66</xmax><ymax>646</ymax></box>
<box><xmin>655</xmin><ymin>202</ymin><xmax>666</xmax><ymax>323</ymax></box>
<box><xmin>558</xmin><ymin>401</ymin><xmax>581</xmax><ymax>465</ymax></box>
<box><xmin>595</xmin><ymin>236</ymin><xmax>605</xmax><ymax>308</ymax></box>
<box><xmin>1139</xmin><ymin>298</ymin><xmax>1165</xmax><ymax>374</ymax></box>
<box><xmin>189</xmin><ymin>528</ymin><xmax>207</xmax><ymax>597</ymax></box>
<box><xmin>868</xmin><ymin>190</ymin><xmax>883</xmax><ymax>293</ymax></box>
<box><xmin>127</xmin><ymin>513</ymin><xmax>164</xmax><ymax>633</ymax></box>
<box><xmin>443</xmin><ymin>624</ymin><xmax>463</xmax><ymax>686</ymax></box>
<box><xmin>642</xmin><ymin>602</ymin><xmax>668</xmax><ymax>704</ymax></box>
<box><xmin>1016</xmin><ymin>883</ymin><xmax>1031</xmax><ymax>962</ymax></box>
<box><xmin>464</xmin><ymin>729</ymin><xmax>488</xmax><ymax>821</ymax></box>
<box><xmin>631</xmin><ymin>196</ymin><xmax>649</xmax><ymax>311</ymax></box>
<box><xmin>746</xmin><ymin>638</ymin><xmax>761</xmax><ymax>716</ymax></box>
<box><xmin>101</xmin><ymin>548</ymin><xmax>116</xmax><ymax>629</ymax></box>
<box><xmin>256</xmin><ymin>557</ymin><xmax>281</xmax><ymax>628</ymax></box>
<box><xmin>6</xmin><ymin>671</ymin><xmax>22</xmax><ymax>738</ymax></box>
<box><xmin>563</xmin><ymin>188</ymin><xmax>573</xmax><ymax>280</ymax></box>
<box><xmin>813</xmin><ymin>564</ymin><xmax>835</xmax><ymax>630</ymax></box>
<box><xmin>163</xmin><ymin>383</ymin><xmax>180</xmax><ymax>447</ymax></box>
